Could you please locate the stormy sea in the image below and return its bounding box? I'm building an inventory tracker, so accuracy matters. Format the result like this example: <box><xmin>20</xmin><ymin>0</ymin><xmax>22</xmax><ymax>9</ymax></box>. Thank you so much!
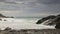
<box><xmin>0</xmin><ymin>14</ymin><xmax>60</xmax><ymax>34</ymax></box>
<box><xmin>0</xmin><ymin>17</ymin><xmax>55</xmax><ymax>30</ymax></box>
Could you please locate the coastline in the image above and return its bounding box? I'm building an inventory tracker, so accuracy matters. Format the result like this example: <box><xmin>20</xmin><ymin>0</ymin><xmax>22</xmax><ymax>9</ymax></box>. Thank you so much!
<box><xmin>0</xmin><ymin>29</ymin><xmax>60</xmax><ymax>34</ymax></box>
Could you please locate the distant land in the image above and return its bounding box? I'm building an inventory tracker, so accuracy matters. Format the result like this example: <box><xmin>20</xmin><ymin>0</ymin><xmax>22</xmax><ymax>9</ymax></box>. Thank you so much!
<box><xmin>0</xmin><ymin>13</ymin><xmax>14</xmax><ymax>18</ymax></box>
<box><xmin>16</xmin><ymin>17</ymin><xmax>44</xmax><ymax>18</ymax></box>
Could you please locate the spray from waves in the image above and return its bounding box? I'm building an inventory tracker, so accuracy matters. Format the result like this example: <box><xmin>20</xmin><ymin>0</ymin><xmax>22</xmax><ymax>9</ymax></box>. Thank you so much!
<box><xmin>0</xmin><ymin>18</ymin><xmax>55</xmax><ymax>30</ymax></box>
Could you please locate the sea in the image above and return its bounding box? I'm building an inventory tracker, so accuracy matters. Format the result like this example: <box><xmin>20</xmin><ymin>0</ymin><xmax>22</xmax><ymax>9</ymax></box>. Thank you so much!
<box><xmin>0</xmin><ymin>17</ymin><xmax>55</xmax><ymax>30</ymax></box>
<box><xmin>15</xmin><ymin>17</ymin><xmax>41</xmax><ymax>24</ymax></box>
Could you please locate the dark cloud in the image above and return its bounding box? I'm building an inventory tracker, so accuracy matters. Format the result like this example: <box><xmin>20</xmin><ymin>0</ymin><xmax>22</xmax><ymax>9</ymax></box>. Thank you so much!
<box><xmin>37</xmin><ymin>0</ymin><xmax>60</xmax><ymax>4</ymax></box>
<box><xmin>0</xmin><ymin>0</ymin><xmax>5</xmax><ymax>2</ymax></box>
<box><xmin>0</xmin><ymin>0</ymin><xmax>60</xmax><ymax>4</ymax></box>
<box><xmin>0</xmin><ymin>0</ymin><xmax>60</xmax><ymax>17</ymax></box>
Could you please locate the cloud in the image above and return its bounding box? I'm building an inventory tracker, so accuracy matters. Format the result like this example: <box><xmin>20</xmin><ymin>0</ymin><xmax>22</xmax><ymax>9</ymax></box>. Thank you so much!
<box><xmin>0</xmin><ymin>11</ymin><xmax>22</xmax><ymax>17</ymax></box>
<box><xmin>0</xmin><ymin>10</ymin><xmax>59</xmax><ymax>17</ymax></box>
<box><xmin>0</xmin><ymin>0</ymin><xmax>60</xmax><ymax>17</ymax></box>
<box><xmin>0</xmin><ymin>0</ymin><xmax>60</xmax><ymax>4</ymax></box>
<box><xmin>37</xmin><ymin>0</ymin><xmax>60</xmax><ymax>4</ymax></box>
<box><xmin>0</xmin><ymin>0</ymin><xmax>5</xmax><ymax>2</ymax></box>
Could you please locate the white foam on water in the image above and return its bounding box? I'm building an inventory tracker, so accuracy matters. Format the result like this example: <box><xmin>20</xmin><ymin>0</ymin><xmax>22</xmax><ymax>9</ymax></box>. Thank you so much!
<box><xmin>0</xmin><ymin>18</ymin><xmax>55</xmax><ymax>30</ymax></box>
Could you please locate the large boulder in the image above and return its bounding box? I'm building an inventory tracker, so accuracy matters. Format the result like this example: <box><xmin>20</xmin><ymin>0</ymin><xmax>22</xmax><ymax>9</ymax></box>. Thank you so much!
<box><xmin>36</xmin><ymin>15</ymin><xmax>56</xmax><ymax>24</ymax></box>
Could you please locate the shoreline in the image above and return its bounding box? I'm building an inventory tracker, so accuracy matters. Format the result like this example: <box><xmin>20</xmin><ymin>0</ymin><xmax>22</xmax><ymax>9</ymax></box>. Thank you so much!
<box><xmin>0</xmin><ymin>29</ymin><xmax>60</xmax><ymax>34</ymax></box>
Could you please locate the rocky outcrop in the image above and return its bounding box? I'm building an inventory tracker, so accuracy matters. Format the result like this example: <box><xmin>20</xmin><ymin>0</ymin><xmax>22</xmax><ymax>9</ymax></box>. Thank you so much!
<box><xmin>55</xmin><ymin>23</ymin><xmax>60</xmax><ymax>29</ymax></box>
<box><xmin>4</xmin><ymin>27</ymin><xmax>12</xmax><ymax>31</ymax></box>
<box><xmin>54</xmin><ymin>14</ymin><xmax>60</xmax><ymax>29</ymax></box>
<box><xmin>0</xmin><ymin>13</ymin><xmax>14</xmax><ymax>18</ymax></box>
<box><xmin>41</xmin><ymin>19</ymin><xmax>55</xmax><ymax>25</ymax></box>
<box><xmin>36</xmin><ymin>14</ymin><xmax>60</xmax><ymax>29</ymax></box>
<box><xmin>0</xmin><ymin>14</ymin><xmax>7</xmax><ymax>18</ymax></box>
<box><xmin>36</xmin><ymin>15</ymin><xmax>56</xmax><ymax>24</ymax></box>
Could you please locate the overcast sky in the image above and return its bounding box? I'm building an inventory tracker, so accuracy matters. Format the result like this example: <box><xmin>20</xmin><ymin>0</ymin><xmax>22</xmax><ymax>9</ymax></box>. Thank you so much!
<box><xmin>0</xmin><ymin>0</ymin><xmax>60</xmax><ymax>17</ymax></box>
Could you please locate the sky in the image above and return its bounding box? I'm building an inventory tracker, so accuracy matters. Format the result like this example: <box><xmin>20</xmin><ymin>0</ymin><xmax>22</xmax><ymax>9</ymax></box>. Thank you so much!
<box><xmin>0</xmin><ymin>0</ymin><xmax>60</xmax><ymax>17</ymax></box>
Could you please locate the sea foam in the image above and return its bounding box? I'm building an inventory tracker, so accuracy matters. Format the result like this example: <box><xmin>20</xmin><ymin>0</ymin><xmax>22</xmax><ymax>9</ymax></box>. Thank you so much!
<box><xmin>0</xmin><ymin>18</ymin><xmax>55</xmax><ymax>30</ymax></box>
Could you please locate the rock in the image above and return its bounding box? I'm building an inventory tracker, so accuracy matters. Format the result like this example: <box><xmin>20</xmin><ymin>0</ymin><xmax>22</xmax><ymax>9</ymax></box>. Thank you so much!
<box><xmin>54</xmin><ymin>14</ymin><xmax>60</xmax><ymax>29</ymax></box>
<box><xmin>36</xmin><ymin>14</ymin><xmax>60</xmax><ymax>29</ymax></box>
<box><xmin>4</xmin><ymin>27</ymin><xmax>12</xmax><ymax>31</ymax></box>
<box><xmin>11</xmin><ymin>16</ymin><xmax>14</xmax><ymax>18</ymax></box>
<box><xmin>55</xmin><ymin>23</ymin><xmax>60</xmax><ymax>29</ymax></box>
<box><xmin>36</xmin><ymin>15</ymin><xmax>56</xmax><ymax>24</ymax></box>
<box><xmin>4</xmin><ymin>19</ymin><xmax>7</xmax><ymax>21</ymax></box>
<box><xmin>57</xmin><ymin>14</ymin><xmax>60</xmax><ymax>16</ymax></box>
<box><xmin>0</xmin><ymin>13</ymin><xmax>14</xmax><ymax>18</ymax></box>
<box><xmin>0</xmin><ymin>19</ymin><xmax>2</xmax><ymax>21</ymax></box>
<box><xmin>41</xmin><ymin>19</ymin><xmax>55</xmax><ymax>25</ymax></box>
<box><xmin>0</xmin><ymin>13</ymin><xmax>6</xmax><ymax>18</ymax></box>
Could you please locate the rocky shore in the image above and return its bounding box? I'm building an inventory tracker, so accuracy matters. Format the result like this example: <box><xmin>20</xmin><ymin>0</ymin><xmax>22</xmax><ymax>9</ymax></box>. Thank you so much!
<box><xmin>0</xmin><ymin>29</ymin><xmax>60</xmax><ymax>34</ymax></box>
<box><xmin>36</xmin><ymin>14</ymin><xmax>60</xmax><ymax>29</ymax></box>
<box><xmin>0</xmin><ymin>14</ymin><xmax>60</xmax><ymax>34</ymax></box>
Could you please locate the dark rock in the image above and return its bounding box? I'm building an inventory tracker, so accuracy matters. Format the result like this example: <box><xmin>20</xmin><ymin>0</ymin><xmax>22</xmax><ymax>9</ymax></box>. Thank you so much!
<box><xmin>54</xmin><ymin>15</ymin><xmax>60</xmax><ymax>29</ymax></box>
<box><xmin>9</xmin><ymin>30</ymin><xmax>16</xmax><ymax>32</ymax></box>
<box><xmin>55</xmin><ymin>23</ymin><xmax>60</xmax><ymax>29</ymax></box>
<box><xmin>57</xmin><ymin>14</ymin><xmax>60</xmax><ymax>16</ymax></box>
<box><xmin>42</xmin><ymin>19</ymin><xmax>55</xmax><ymax>25</ymax></box>
<box><xmin>36</xmin><ymin>15</ymin><xmax>56</xmax><ymax>24</ymax></box>
<box><xmin>0</xmin><ymin>19</ymin><xmax>2</xmax><ymax>21</ymax></box>
<box><xmin>4</xmin><ymin>27</ymin><xmax>12</xmax><ymax>31</ymax></box>
<box><xmin>0</xmin><ymin>13</ymin><xmax>14</xmax><ymax>18</ymax></box>
<box><xmin>4</xmin><ymin>20</ymin><xmax>7</xmax><ymax>21</ymax></box>
<box><xmin>36</xmin><ymin>14</ymin><xmax>60</xmax><ymax>29</ymax></box>
<box><xmin>11</xmin><ymin>16</ymin><xmax>14</xmax><ymax>18</ymax></box>
<box><xmin>0</xmin><ymin>13</ymin><xmax>6</xmax><ymax>17</ymax></box>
